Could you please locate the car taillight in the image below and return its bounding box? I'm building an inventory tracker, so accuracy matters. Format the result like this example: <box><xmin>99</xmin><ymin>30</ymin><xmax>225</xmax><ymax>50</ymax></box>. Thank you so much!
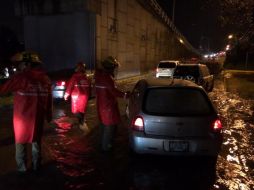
<box><xmin>131</xmin><ymin>116</ymin><xmax>144</xmax><ymax>131</ymax></box>
<box><xmin>212</xmin><ymin>119</ymin><xmax>222</xmax><ymax>132</ymax></box>
<box><xmin>56</xmin><ymin>81</ymin><xmax>66</xmax><ymax>86</ymax></box>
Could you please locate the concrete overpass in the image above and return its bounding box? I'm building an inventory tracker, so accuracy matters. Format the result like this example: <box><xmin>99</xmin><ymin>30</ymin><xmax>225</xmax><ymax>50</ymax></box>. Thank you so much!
<box><xmin>14</xmin><ymin>0</ymin><xmax>200</xmax><ymax>77</ymax></box>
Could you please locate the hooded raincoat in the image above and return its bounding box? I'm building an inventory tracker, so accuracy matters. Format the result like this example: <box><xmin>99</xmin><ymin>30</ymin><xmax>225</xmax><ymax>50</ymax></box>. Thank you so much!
<box><xmin>95</xmin><ymin>69</ymin><xmax>125</xmax><ymax>126</ymax></box>
<box><xmin>64</xmin><ymin>72</ymin><xmax>91</xmax><ymax>114</ymax></box>
<box><xmin>0</xmin><ymin>68</ymin><xmax>52</xmax><ymax>143</ymax></box>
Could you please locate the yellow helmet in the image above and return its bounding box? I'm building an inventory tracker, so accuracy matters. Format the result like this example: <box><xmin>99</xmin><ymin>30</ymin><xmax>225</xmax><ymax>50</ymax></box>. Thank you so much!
<box><xmin>75</xmin><ymin>61</ymin><xmax>86</xmax><ymax>72</ymax></box>
<box><xmin>11</xmin><ymin>51</ymin><xmax>42</xmax><ymax>64</ymax></box>
<box><xmin>101</xmin><ymin>56</ymin><xmax>119</xmax><ymax>70</ymax></box>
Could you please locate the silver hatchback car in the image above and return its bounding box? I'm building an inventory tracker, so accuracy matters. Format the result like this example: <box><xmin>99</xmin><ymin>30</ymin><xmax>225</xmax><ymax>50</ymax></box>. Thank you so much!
<box><xmin>126</xmin><ymin>78</ymin><xmax>223</xmax><ymax>160</ymax></box>
<box><xmin>155</xmin><ymin>60</ymin><xmax>179</xmax><ymax>78</ymax></box>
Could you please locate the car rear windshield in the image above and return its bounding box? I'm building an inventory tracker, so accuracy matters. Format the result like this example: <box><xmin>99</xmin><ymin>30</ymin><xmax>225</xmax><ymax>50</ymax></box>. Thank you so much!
<box><xmin>158</xmin><ymin>62</ymin><xmax>176</xmax><ymax>68</ymax></box>
<box><xmin>174</xmin><ymin>66</ymin><xmax>199</xmax><ymax>77</ymax></box>
<box><xmin>143</xmin><ymin>88</ymin><xmax>213</xmax><ymax>116</ymax></box>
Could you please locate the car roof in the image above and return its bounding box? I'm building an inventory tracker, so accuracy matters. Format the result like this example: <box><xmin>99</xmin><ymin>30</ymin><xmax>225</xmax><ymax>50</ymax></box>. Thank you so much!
<box><xmin>160</xmin><ymin>60</ymin><xmax>179</xmax><ymax>63</ymax></box>
<box><xmin>177</xmin><ymin>63</ymin><xmax>205</xmax><ymax>67</ymax></box>
<box><xmin>139</xmin><ymin>77</ymin><xmax>203</xmax><ymax>89</ymax></box>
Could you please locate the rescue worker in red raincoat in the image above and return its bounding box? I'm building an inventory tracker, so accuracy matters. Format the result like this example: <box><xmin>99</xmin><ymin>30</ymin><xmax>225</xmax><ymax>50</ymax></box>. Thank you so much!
<box><xmin>95</xmin><ymin>56</ymin><xmax>130</xmax><ymax>151</ymax></box>
<box><xmin>0</xmin><ymin>51</ymin><xmax>52</xmax><ymax>172</ymax></box>
<box><xmin>64</xmin><ymin>62</ymin><xmax>91</xmax><ymax>131</ymax></box>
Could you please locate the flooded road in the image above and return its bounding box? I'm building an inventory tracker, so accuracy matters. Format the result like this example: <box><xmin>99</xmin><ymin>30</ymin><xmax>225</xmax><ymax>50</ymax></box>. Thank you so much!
<box><xmin>209</xmin><ymin>71</ymin><xmax>254</xmax><ymax>190</ymax></box>
<box><xmin>0</xmin><ymin>71</ymin><xmax>253</xmax><ymax>190</ymax></box>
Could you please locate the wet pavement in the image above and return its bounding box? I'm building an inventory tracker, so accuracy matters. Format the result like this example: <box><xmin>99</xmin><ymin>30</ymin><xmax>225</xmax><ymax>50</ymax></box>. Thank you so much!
<box><xmin>210</xmin><ymin>71</ymin><xmax>254</xmax><ymax>190</ymax></box>
<box><xmin>0</xmin><ymin>71</ymin><xmax>253</xmax><ymax>190</ymax></box>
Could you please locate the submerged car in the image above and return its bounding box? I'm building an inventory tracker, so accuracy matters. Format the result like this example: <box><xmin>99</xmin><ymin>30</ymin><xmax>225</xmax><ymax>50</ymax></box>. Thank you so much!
<box><xmin>173</xmin><ymin>63</ymin><xmax>214</xmax><ymax>92</ymax></box>
<box><xmin>126</xmin><ymin>78</ymin><xmax>223</xmax><ymax>161</ymax></box>
<box><xmin>155</xmin><ymin>60</ymin><xmax>179</xmax><ymax>78</ymax></box>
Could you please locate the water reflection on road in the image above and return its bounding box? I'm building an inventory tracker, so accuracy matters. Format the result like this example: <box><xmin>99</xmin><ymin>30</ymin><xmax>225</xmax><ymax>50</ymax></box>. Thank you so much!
<box><xmin>43</xmin><ymin>72</ymin><xmax>254</xmax><ymax>190</ymax></box>
<box><xmin>209</xmin><ymin>72</ymin><xmax>254</xmax><ymax>190</ymax></box>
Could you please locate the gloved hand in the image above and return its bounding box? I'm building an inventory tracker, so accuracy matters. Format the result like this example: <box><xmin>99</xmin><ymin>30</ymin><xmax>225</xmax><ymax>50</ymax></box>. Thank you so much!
<box><xmin>64</xmin><ymin>93</ymin><xmax>69</xmax><ymax>101</ymax></box>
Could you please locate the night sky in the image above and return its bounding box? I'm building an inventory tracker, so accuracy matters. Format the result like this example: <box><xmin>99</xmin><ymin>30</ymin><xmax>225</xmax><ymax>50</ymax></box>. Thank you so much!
<box><xmin>157</xmin><ymin>0</ymin><xmax>228</xmax><ymax>52</ymax></box>
<box><xmin>0</xmin><ymin>0</ymin><xmax>23</xmax><ymax>40</ymax></box>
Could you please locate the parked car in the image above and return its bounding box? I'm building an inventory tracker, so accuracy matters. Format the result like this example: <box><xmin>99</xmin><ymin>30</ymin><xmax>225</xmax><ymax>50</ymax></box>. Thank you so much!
<box><xmin>173</xmin><ymin>63</ymin><xmax>214</xmax><ymax>92</ymax></box>
<box><xmin>126</xmin><ymin>78</ymin><xmax>223</xmax><ymax>162</ymax></box>
<box><xmin>155</xmin><ymin>60</ymin><xmax>179</xmax><ymax>78</ymax></box>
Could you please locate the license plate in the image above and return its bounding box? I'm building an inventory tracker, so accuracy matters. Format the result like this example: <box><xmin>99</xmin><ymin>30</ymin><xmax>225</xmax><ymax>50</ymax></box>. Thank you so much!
<box><xmin>166</xmin><ymin>141</ymin><xmax>189</xmax><ymax>152</ymax></box>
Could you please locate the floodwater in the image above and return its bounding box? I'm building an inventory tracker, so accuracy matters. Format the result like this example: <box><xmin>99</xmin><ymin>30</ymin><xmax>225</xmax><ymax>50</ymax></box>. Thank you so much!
<box><xmin>210</xmin><ymin>71</ymin><xmax>254</xmax><ymax>190</ymax></box>
<box><xmin>0</xmin><ymin>71</ymin><xmax>253</xmax><ymax>190</ymax></box>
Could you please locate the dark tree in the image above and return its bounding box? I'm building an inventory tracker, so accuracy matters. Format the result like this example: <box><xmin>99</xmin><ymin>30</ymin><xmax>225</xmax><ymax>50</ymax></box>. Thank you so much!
<box><xmin>203</xmin><ymin>0</ymin><xmax>254</xmax><ymax>66</ymax></box>
<box><xmin>203</xmin><ymin>0</ymin><xmax>254</xmax><ymax>50</ymax></box>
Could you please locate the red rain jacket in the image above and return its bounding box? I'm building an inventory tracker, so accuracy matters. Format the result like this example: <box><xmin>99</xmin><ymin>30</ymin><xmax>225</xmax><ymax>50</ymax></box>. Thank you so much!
<box><xmin>95</xmin><ymin>69</ymin><xmax>125</xmax><ymax>126</ymax></box>
<box><xmin>0</xmin><ymin>68</ymin><xmax>52</xmax><ymax>143</ymax></box>
<box><xmin>64</xmin><ymin>72</ymin><xmax>91</xmax><ymax>114</ymax></box>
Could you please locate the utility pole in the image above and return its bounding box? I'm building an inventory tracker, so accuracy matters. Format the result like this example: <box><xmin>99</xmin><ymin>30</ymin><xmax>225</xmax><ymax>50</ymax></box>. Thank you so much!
<box><xmin>172</xmin><ymin>0</ymin><xmax>175</xmax><ymax>23</ymax></box>
<box><xmin>171</xmin><ymin>0</ymin><xmax>176</xmax><ymax>58</ymax></box>
<box><xmin>245</xmin><ymin>51</ymin><xmax>249</xmax><ymax>70</ymax></box>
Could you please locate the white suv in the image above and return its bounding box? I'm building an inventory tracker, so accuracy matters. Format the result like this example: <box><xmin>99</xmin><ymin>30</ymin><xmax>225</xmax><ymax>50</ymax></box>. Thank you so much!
<box><xmin>156</xmin><ymin>60</ymin><xmax>179</xmax><ymax>78</ymax></box>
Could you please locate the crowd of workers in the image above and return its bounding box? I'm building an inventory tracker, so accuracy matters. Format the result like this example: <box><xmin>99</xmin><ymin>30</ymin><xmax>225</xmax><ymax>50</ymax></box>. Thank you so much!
<box><xmin>0</xmin><ymin>51</ymin><xmax>130</xmax><ymax>173</ymax></box>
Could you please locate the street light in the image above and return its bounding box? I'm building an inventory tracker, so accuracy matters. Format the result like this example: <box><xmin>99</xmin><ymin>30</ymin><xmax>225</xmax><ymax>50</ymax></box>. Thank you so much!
<box><xmin>172</xmin><ymin>0</ymin><xmax>175</xmax><ymax>24</ymax></box>
<box><xmin>225</xmin><ymin>44</ymin><xmax>230</xmax><ymax>51</ymax></box>
<box><xmin>226</xmin><ymin>34</ymin><xmax>236</xmax><ymax>50</ymax></box>
<box><xmin>225</xmin><ymin>34</ymin><xmax>248</xmax><ymax>69</ymax></box>
<box><xmin>228</xmin><ymin>34</ymin><xmax>233</xmax><ymax>39</ymax></box>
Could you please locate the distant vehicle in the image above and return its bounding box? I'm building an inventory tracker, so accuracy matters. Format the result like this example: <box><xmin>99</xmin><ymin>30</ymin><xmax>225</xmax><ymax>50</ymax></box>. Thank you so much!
<box><xmin>52</xmin><ymin>79</ymin><xmax>67</xmax><ymax>99</ymax></box>
<box><xmin>49</xmin><ymin>70</ymin><xmax>71</xmax><ymax>100</ymax></box>
<box><xmin>173</xmin><ymin>63</ymin><xmax>214</xmax><ymax>92</ymax></box>
<box><xmin>126</xmin><ymin>78</ymin><xmax>223</xmax><ymax>163</ymax></box>
<box><xmin>0</xmin><ymin>65</ymin><xmax>17</xmax><ymax>84</ymax></box>
<box><xmin>155</xmin><ymin>60</ymin><xmax>179</xmax><ymax>78</ymax></box>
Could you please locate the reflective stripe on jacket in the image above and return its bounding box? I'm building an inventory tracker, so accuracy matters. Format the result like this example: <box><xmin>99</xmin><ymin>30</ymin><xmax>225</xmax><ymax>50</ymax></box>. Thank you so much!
<box><xmin>65</xmin><ymin>72</ymin><xmax>91</xmax><ymax>114</ymax></box>
<box><xmin>94</xmin><ymin>69</ymin><xmax>125</xmax><ymax>126</ymax></box>
<box><xmin>0</xmin><ymin>68</ymin><xmax>52</xmax><ymax>143</ymax></box>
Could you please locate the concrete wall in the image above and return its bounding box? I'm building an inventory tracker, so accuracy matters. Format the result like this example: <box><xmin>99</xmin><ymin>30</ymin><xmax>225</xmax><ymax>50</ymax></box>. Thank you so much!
<box><xmin>20</xmin><ymin>0</ymin><xmax>195</xmax><ymax>77</ymax></box>
<box><xmin>24</xmin><ymin>11</ymin><xmax>96</xmax><ymax>72</ymax></box>
<box><xmin>96</xmin><ymin>0</ymin><xmax>179</xmax><ymax>77</ymax></box>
